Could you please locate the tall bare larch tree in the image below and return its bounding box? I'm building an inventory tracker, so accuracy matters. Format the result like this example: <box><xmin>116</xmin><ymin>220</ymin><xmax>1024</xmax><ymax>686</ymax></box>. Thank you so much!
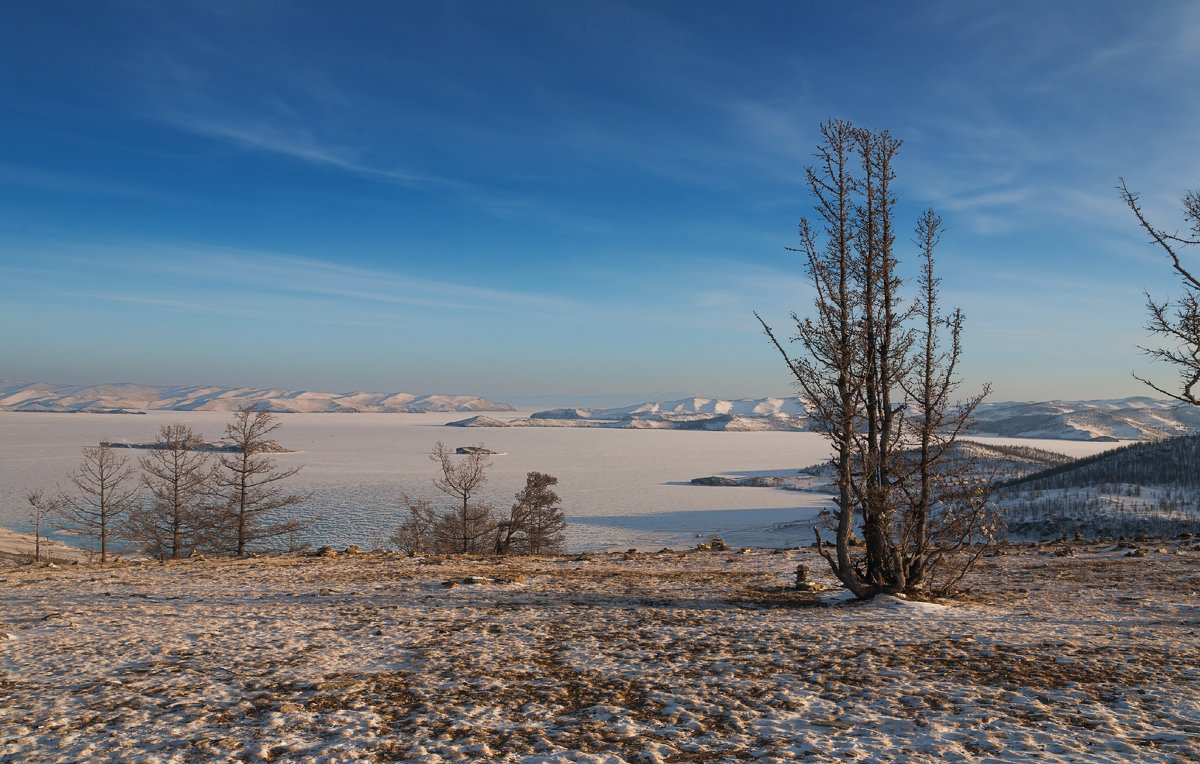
<box><xmin>757</xmin><ymin>119</ymin><xmax>994</xmax><ymax>599</ymax></box>
<box><xmin>129</xmin><ymin>424</ymin><xmax>219</xmax><ymax>560</ymax></box>
<box><xmin>57</xmin><ymin>443</ymin><xmax>140</xmax><ymax>563</ymax></box>
<box><xmin>214</xmin><ymin>406</ymin><xmax>312</xmax><ymax>556</ymax></box>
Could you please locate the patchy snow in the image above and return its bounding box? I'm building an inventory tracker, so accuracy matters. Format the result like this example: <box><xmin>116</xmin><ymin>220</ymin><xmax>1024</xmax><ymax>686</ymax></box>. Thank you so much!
<box><xmin>1</xmin><ymin>542</ymin><xmax>1197</xmax><ymax>762</ymax></box>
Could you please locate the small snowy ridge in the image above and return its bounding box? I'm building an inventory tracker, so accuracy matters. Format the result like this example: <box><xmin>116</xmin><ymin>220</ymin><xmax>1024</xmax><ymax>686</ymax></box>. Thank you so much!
<box><xmin>860</xmin><ymin>594</ymin><xmax>952</xmax><ymax>615</ymax></box>
<box><xmin>2</xmin><ymin>541</ymin><xmax>1198</xmax><ymax>762</ymax></box>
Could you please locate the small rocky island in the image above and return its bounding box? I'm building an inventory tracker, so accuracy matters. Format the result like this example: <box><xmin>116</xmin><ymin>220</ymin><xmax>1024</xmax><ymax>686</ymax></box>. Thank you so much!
<box><xmin>100</xmin><ymin>440</ymin><xmax>296</xmax><ymax>454</ymax></box>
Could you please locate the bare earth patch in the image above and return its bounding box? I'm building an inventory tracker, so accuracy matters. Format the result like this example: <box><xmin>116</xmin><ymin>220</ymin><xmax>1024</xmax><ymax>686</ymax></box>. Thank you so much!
<box><xmin>1</xmin><ymin>542</ymin><xmax>1198</xmax><ymax>762</ymax></box>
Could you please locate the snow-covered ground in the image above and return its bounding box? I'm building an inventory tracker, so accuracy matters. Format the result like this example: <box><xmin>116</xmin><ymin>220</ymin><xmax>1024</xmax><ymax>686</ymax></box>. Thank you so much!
<box><xmin>2</xmin><ymin>542</ymin><xmax>1197</xmax><ymax>762</ymax></box>
<box><xmin>0</xmin><ymin>413</ymin><xmax>1125</xmax><ymax>554</ymax></box>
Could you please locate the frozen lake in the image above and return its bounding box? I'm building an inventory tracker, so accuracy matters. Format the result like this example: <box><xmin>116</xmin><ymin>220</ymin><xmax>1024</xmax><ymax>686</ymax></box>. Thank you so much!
<box><xmin>0</xmin><ymin>411</ymin><xmax>1123</xmax><ymax>553</ymax></box>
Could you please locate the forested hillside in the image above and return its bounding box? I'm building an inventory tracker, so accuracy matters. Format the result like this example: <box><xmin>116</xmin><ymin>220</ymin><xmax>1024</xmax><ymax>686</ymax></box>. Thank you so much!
<box><xmin>997</xmin><ymin>436</ymin><xmax>1200</xmax><ymax>539</ymax></box>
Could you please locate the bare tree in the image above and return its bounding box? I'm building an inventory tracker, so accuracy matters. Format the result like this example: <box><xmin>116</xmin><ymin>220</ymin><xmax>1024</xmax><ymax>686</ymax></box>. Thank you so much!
<box><xmin>758</xmin><ymin>119</ymin><xmax>862</xmax><ymax>593</ymax></box>
<box><xmin>757</xmin><ymin>120</ymin><xmax>992</xmax><ymax>599</ymax></box>
<box><xmin>391</xmin><ymin>493</ymin><xmax>441</xmax><ymax>554</ymax></box>
<box><xmin>214</xmin><ymin>406</ymin><xmax>313</xmax><ymax>556</ymax></box>
<box><xmin>57</xmin><ymin>444</ymin><xmax>140</xmax><ymax>563</ymax></box>
<box><xmin>429</xmin><ymin>441</ymin><xmax>496</xmax><ymax>554</ymax></box>
<box><xmin>497</xmin><ymin>472</ymin><xmax>566</xmax><ymax>555</ymax></box>
<box><xmin>129</xmin><ymin>424</ymin><xmax>220</xmax><ymax>560</ymax></box>
<box><xmin>25</xmin><ymin>489</ymin><xmax>60</xmax><ymax>563</ymax></box>
<box><xmin>392</xmin><ymin>442</ymin><xmax>497</xmax><ymax>555</ymax></box>
<box><xmin>1119</xmin><ymin>178</ymin><xmax>1200</xmax><ymax>403</ymax></box>
<box><xmin>898</xmin><ymin>209</ymin><xmax>998</xmax><ymax>595</ymax></box>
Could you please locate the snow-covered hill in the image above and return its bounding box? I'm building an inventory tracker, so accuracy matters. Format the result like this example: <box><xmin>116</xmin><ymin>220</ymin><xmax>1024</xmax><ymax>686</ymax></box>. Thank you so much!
<box><xmin>996</xmin><ymin>435</ymin><xmax>1200</xmax><ymax>539</ymax></box>
<box><xmin>0</xmin><ymin>381</ymin><xmax>514</xmax><ymax>414</ymax></box>
<box><xmin>452</xmin><ymin>394</ymin><xmax>1200</xmax><ymax>439</ymax></box>
<box><xmin>450</xmin><ymin>396</ymin><xmax>811</xmax><ymax>431</ymax></box>
<box><xmin>971</xmin><ymin>397</ymin><xmax>1200</xmax><ymax>440</ymax></box>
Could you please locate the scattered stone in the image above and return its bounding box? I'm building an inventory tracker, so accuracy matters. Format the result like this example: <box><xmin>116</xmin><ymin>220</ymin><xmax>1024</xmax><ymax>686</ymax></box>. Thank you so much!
<box><xmin>1126</xmin><ymin>549</ymin><xmax>1148</xmax><ymax>558</ymax></box>
<box><xmin>709</xmin><ymin>539</ymin><xmax>728</xmax><ymax>551</ymax></box>
<box><xmin>1054</xmin><ymin>547</ymin><xmax>1074</xmax><ymax>558</ymax></box>
<box><xmin>278</xmin><ymin>704</ymin><xmax>300</xmax><ymax>713</ymax></box>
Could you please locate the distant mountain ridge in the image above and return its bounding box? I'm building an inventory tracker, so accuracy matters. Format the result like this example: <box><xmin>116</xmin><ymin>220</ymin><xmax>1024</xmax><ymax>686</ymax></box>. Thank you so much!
<box><xmin>971</xmin><ymin>397</ymin><xmax>1200</xmax><ymax>441</ymax></box>
<box><xmin>450</xmin><ymin>396</ymin><xmax>811</xmax><ymax>431</ymax></box>
<box><xmin>452</xmin><ymin>394</ymin><xmax>1200</xmax><ymax>440</ymax></box>
<box><xmin>0</xmin><ymin>381</ymin><xmax>514</xmax><ymax>414</ymax></box>
<box><xmin>6</xmin><ymin>382</ymin><xmax>1197</xmax><ymax>438</ymax></box>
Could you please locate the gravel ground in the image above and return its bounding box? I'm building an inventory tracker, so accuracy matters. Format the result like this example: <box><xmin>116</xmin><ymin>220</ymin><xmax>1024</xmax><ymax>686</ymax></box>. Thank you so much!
<box><xmin>1</xmin><ymin>541</ymin><xmax>1198</xmax><ymax>763</ymax></box>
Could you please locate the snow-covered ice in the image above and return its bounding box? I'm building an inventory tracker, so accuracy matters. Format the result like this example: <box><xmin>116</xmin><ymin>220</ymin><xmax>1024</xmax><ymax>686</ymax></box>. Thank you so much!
<box><xmin>0</xmin><ymin>412</ymin><xmax>1123</xmax><ymax>554</ymax></box>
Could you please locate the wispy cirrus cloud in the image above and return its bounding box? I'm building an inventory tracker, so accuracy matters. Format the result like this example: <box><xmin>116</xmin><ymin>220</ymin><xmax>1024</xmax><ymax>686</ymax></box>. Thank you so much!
<box><xmin>6</xmin><ymin>239</ymin><xmax>578</xmax><ymax>320</ymax></box>
<box><xmin>162</xmin><ymin>115</ymin><xmax>459</xmax><ymax>191</ymax></box>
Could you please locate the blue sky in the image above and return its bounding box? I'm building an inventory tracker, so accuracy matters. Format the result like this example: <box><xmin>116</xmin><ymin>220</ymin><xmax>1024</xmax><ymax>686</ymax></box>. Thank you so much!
<box><xmin>2</xmin><ymin>1</ymin><xmax>1198</xmax><ymax>404</ymax></box>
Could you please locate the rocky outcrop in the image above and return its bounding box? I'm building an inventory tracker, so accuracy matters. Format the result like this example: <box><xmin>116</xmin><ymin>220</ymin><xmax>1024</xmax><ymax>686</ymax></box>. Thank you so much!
<box><xmin>446</xmin><ymin>416</ymin><xmax>511</xmax><ymax>427</ymax></box>
<box><xmin>690</xmin><ymin>475</ymin><xmax>787</xmax><ymax>487</ymax></box>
